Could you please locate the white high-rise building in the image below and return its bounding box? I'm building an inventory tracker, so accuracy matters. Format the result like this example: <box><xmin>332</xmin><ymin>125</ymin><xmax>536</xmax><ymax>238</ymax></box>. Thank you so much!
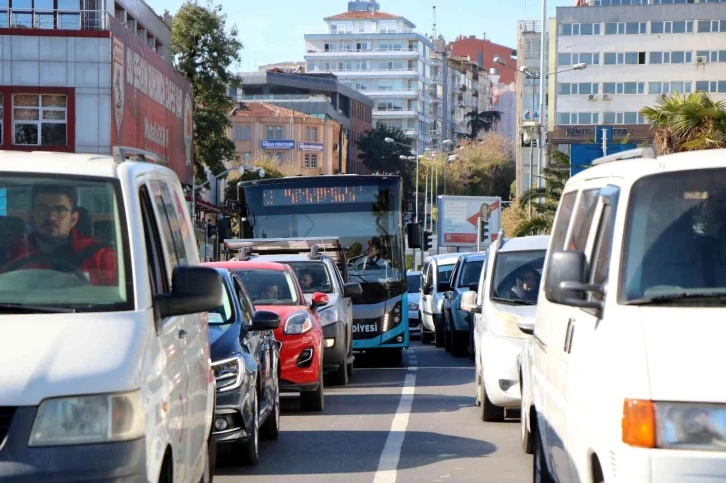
<box><xmin>304</xmin><ymin>0</ymin><xmax>438</xmax><ymax>153</ymax></box>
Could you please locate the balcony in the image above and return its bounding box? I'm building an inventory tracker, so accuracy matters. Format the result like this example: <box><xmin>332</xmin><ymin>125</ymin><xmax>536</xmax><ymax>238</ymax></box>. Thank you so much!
<box><xmin>0</xmin><ymin>8</ymin><xmax>108</xmax><ymax>30</ymax></box>
<box><xmin>306</xmin><ymin>47</ymin><xmax>419</xmax><ymax>59</ymax></box>
<box><xmin>363</xmin><ymin>88</ymin><xmax>420</xmax><ymax>98</ymax></box>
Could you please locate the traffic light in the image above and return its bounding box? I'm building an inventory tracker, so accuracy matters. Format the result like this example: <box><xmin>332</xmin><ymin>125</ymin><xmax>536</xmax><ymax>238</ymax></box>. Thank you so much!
<box><xmin>422</xmin><ymin>230</ymin><xmax>433</xmax><ymax>251</ymax></box>
<box><xmin>476</xmin><ymin>218</ymin><xmax>489</xmax><ymax>251</ymax></box>
<box><xmin>480</xmin><ymin>220</ymin><xmax>489</xmax><ymax>240</ymax></box>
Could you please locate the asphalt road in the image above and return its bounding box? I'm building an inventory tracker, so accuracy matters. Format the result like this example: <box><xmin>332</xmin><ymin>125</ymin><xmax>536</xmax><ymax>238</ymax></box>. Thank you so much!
<box><xmin>215</xmin><ymin>339</ymin><xmax>532</xmax><ymax>483</ymax></box>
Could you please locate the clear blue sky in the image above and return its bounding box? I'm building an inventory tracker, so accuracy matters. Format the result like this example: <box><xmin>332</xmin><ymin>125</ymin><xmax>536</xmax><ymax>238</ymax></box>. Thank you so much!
<box><xmin>153</xmin><ymin>0</ymin><xmax>574</xmax><ymax>71</ymax></box>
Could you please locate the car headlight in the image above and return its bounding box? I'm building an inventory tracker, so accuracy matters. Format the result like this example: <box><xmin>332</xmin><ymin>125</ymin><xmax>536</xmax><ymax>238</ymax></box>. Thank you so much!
<box><xmin>211</xmin><ymin>356</ymin><xmax>244</xmax><ymax>392</ymax></box>
<box><xmin>317</xmin><ymin>306</ymin><xmax>339</xmax><ymax>327</ymax></box>
<box><xmin>285</xmin><ymin>312</ymin><xmax>313</xmax><ymax>335</ymax></box>
<box><xmin>408</xmin><ymin>302</ymin><xmax>418</xmax><ymax>311</ymax></box>
<box><xmin>29</xmin><ymin>390</ymin><xmax>145</xmax><ymax>446</ymax></box>
<box><xmin>657</xmin><ymin>402</ymin><xmax>726</xmax><ymax>450</ymax></box>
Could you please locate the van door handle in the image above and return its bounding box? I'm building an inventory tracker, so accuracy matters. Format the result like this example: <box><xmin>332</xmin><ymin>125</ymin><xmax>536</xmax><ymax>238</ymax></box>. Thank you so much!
<box><xmin>179</xmin><ymin>329</ymin><xmax>187</xmax><ymax>339</ymax></box>
<box><xmin>564</xmin><ymin>318</ymin><xmax>575</xmax><ymax>353</ymax></box>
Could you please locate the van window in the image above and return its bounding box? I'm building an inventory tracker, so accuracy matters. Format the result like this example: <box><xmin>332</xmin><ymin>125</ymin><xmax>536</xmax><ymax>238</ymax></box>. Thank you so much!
<box><xmin>148</xmin><ymin>180</ymin><xmax>189</xmax><ymax>285</ymax></box>
<box><xmin>491</xmin><ymin>250</ymin><xmax>546</xmax><ymax>304</ymax></box>
<box><xmin>569</xmin><ymin>189</ymin><xmax>600</xmax><ymax>251</ymax></box>
<box><xmin>437</xmin><ymin>263</ymin><xmax>455</xmax><ymax>290</ymax></box>
<box><xmin>550</xmin><ymin>191</ymin><xmax>577</xmax><ymax>251</ymax></box>
<box><xmin>590</xmin><ymin>202</ymin><xmax>616</xmax><ymax>301</ymax></box>
<box><xmin>621</xmin><ymin>169</ymin><xmax>726</xmax><ymax>302</ymax></box>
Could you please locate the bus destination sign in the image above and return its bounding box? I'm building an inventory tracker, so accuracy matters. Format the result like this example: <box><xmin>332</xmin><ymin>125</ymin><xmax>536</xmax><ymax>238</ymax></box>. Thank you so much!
<box><xmin>263</xmin><ymin>185</ymin><xmax>379</xmax><ymax>206</ymax></box>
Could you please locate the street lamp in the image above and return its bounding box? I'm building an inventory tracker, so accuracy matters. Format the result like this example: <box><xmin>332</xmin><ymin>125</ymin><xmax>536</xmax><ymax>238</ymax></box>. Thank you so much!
<box><xmin>386</xmin><ymin>137</ymin><xmax>419</xmax><ymax>222</ymax></box>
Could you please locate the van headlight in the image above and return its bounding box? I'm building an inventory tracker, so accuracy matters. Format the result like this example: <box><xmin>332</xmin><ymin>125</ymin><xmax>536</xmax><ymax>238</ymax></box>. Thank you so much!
<box><xmin>657</xmin><ymin>402</ymin><xmax>726</xmax><ymax>450</ymax></box>
<box><xmin>317</xmin><ymin>306</ymin><xmax>339</xmax><ymax>327</ymax></box>
<box><xmin>29</xmin><ymin>390</ymin><xmax>145</xmax><ymax>446</ymax></box>
<box><xmin>285</xmin><ymin>312</ymin><xmax>313</xmax><ymax>334</ymax></box>
<box><xmin>212</xmin><ymin>356</ymin><xmax>244</xmax><ymax>392</ymax></box>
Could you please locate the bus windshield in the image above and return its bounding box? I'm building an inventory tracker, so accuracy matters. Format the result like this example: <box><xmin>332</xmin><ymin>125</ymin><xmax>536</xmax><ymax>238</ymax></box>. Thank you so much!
<box><xmin>239</xmin><ymin>177</ymin><xmax>405</xmax><ymax>304</ymax></box>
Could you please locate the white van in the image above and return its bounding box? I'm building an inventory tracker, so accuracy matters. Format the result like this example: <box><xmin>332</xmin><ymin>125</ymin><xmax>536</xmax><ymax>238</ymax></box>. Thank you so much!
<box><xmin>420</xmin><ymin>253</ymin><xmax>462</xmax><ymax>346</ymax></box>
<box><xmin>0</xmin><ymin>148</ymin><xmax>222</xmax><ymax>482</ymax></box>
<box><xmin>529</xmin><ymin>148</ymin><xmax>726</xmax><ymax>483</ymax></box>
<box><xmin>462</xmin><ymin>234</ymin><xmax>549</xmax><ymax>421</ymax></box>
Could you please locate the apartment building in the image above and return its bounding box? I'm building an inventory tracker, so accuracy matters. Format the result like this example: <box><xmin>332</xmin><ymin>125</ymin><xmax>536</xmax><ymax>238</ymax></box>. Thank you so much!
<box><xmin>449</xmin><ymin>35</ymin><xmax>517</xmax><ymax>84</ymax></box>
<box><xmin>551</xmin><ymin>0</ymin><xmax>726</xmax><ymax>147</ymax></box>
<box><xmin>446</xmin><ymin>56</ymin><xmax>494</xmax><ymax>139</ymax></box>
<box><xmin>229</xmin><ymin>102</ymin><xmax>344</xmax><ymax>175</ymax></box>
<box><xmin>0</xmin><ymin>0</ymin><xmax>192</xmax><ymax>183</ymax></box>
<box><xmin>304</xmin><ymin>0</ymin><xmax>438</xmax><ymax>154</ymax></box>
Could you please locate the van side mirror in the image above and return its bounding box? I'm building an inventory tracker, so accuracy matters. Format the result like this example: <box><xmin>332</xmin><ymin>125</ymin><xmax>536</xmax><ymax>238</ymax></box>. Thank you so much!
<box><xmin>517</xmin><ymin>317</ymin><xmax>535</xmax><ymax>336</ymax></box>
<box><xmin>468</xmin><ymin>282</ymin><xmax>478</xmax><ymax>292</ymax></box>
<box><xmin>251</xmin><ymin>310</ymin><xmax>281</xmax><ymax>330</ymax></box>
<box><xmin>156</xmin><ymin>266</ymin><xmax>223</xmax><ymax>319</ymax></box>
<box><xmin>461</xmin><ymin>291</ymin><xmax>480</xmax><ymax>314</ymax></box>
<box><xmin>407</xmin><ymin>223</ymin><xmax>421</xmax><ymax>249</ymax></box>
<box><xmin>422</xmin><ymin>281</ymin><xmax>433</xmax><ymax>295</ymax></box>
<box><xmin>545</xmin><ymin>250</ymin><xmax>604</xmax><ymax>314</ymax></box>
<box><xmin>344</xmin><ymin>282</ymin><xmax>363</xmax><ymax>297</ymax></box>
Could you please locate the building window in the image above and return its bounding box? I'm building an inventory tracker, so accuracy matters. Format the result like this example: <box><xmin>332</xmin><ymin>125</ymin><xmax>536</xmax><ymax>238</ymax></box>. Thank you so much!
<box><xmin>559</xmin><ymin>22</ymin><xmax>601</xmax><ymax>36</ymax></box>
<box><xmin>603</xmin><ymin>112</ymin><xmax>647</xmax><ymax>125</ymax></box>
<box><xmin>304</xmin><ymin>153</ymin><xmax>318</xmax><ymax>168</ymax></box>
<box><xmin>603</xmin><ymin>82</ymin><xmax>645</xmax><ymax>95</ymax></box>
<box><xmin>0</xmin><ymin>94</ymin><xmax>3</xmax><ymax>142</ymax></box>
<box><xmin>648</xmin><ymin>81</ymin><xmax>692</xmax><ymax>94</ymax></box>
<box><xmin>558</xmin><ymin>83</ymin><xmax>600</xmax><ymax>95</ymax></box>
<box><xmin>696</xmin><ymin>50</ymin><xmax>726</xmax><ymax>63</ymax></box>
<box><xmin>13</xmin><ymin>93</ymin><xmax>67</xmax><ymax>146</ymax></box>
<box><xmin>604</xmin><ymin>22</ymin><xmax>647</xmax><ymax>35</ymax></box>
<box><xmin>697</xmin><ymin>20</ymin><xmax>726</xmax><ymax>33</ymax></box>
<box><xmin>695</xmin><ymin>80</ymin><xmax>726</xmax><ymax>93</ymax></box>
<box><xmin>651</xmin><ymin>20</ymin><xmax>693</xmax><ymax>34</ymax></box>
<box><xmin>557</xmin><ymin>112</ymin><xmax>600</xmax><ymax>125</ymax></box>
<box><xmin>558</xmin><ymin>52</ymin><xmax>600</xmax><ymax>66</ymax></box>
<box><xmin>234</xmin><ymin>125</ymin><xmax>243</xmax><ymax>140</ymax></box>
<box><xmin>649</xmin><ymin>51</ymin><xmax>693</xmax><ymax>64</ymax></box>
<box><xmin>603</xmin><ymin>52</ymin><xmax>646</xmax><ymax>65</ymax></box>
<box><xmin>266</xmin><ymin>125</ymin><xmax>283</xmax><ymax>139</ymax></box>
<box><xmin>274</xmin><ymin>152</ymin><xmax>283</xmax><ymax>163</ymax></box>
<box><xmin>305</xmin><ymin>126</ymin><xmax>318</xmax><ymax>142</ymax></box>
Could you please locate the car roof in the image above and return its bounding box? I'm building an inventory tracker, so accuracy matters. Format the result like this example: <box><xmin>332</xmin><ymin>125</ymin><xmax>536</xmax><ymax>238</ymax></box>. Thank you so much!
<box><xmin>205</xmin><ymin>260</ymin><xmax>289</xmax><ymax>271</ymax></box>
<box><xmin>0</xmin><ymin>150</ymin><xmax>176</xmax><ymax>180</ymax></box>
<box><xmin>567</xmin><ymin>148</ymin><xmax>726</xmax><ymax>186</ymax></box>
<box><xmin>255</xmin><ymin>254</ymin><xmax>330</xmax><ymax>264</ymax></box>
<box><xmin>425</xmin><ymin>253</ymin><xmax>465</xmax><ymax>265</ymax></box>
<box><xmin>499</xmin><ymin>235</ymin><xmax>551</xmax><ymax>252</ymax></box>
<box><xmin>462</xmin><ymin>252</ymin><xmax>487</xmax><ymax>261</ymax></box>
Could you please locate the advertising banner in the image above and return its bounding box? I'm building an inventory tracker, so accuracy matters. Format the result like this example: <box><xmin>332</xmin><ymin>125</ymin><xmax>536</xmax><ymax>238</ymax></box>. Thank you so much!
<box><xmin>437</xmin><ymin>195</ymin><xmax>502</xmax><ymax>248</ymax></box>
<box><xmin>299</xmin><ymin>142</ymin><xmax>324</xmax><ymax>152</ymax></box>
<box><xmin>109</xmin><ymin>16</ymin><xmax>194</xmax><ymax>185</ymax></box>
<box><xmin>261</xmin><ymin>139</ymin><xmax>295</xmax><ymax>150</ymax></box>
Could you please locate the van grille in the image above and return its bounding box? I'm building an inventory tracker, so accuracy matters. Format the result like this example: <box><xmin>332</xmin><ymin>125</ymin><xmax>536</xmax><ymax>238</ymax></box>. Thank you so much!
<box><xmin>0</xmin><ymin>407</ymin><xmax>15</xmax><ymax>446</ymax></box>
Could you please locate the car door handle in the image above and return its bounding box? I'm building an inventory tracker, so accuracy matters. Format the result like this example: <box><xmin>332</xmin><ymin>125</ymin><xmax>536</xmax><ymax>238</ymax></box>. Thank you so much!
<box><xmin>178</xmin><ymin>329</ymin><xmax>187</xmax><ymax>339</ymax></box>
<box><xmin>564</xmin><ymin>318</ymin><xmax>575</xmax><ymax>353</ymax></box>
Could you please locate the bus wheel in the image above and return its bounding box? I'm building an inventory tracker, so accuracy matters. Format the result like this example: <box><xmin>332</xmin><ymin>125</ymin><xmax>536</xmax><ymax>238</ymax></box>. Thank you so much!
<box><xmin>388</xmin><ymin>349</ymin><xmax>403</xmax><ymax>366</ymax></box>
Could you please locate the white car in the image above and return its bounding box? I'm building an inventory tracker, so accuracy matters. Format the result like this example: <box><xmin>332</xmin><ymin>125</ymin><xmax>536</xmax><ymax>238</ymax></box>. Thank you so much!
<box><xmin>0</xmin><ymin>148</ymin><xmax>221</xmax><ymax>482</ymax></box>
<box><xmin>530</xmin><ymin>147</ymin><xmax>726</xmax><ymax>483</ymax></box>
<box><xmin>462</xmin><ymin>234</ymin><xmax>549</xmax><ymax>422</ymax></box>
<box><xmin>420</xmin><ymin>253</ymin><xmax>463</xmax><ymax>346</ymax></box>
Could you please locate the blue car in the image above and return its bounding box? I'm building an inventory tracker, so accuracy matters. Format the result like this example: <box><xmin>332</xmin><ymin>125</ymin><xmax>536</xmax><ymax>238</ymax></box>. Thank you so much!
<box><xmin>204</xmin><ymin>266</ymin><xmax>282</xmax><ymax>466</ymax></box>
<box><xmin>443</xmin><ymin>252</ymin><xmax>486</xmax><ymax>358</ymax></box>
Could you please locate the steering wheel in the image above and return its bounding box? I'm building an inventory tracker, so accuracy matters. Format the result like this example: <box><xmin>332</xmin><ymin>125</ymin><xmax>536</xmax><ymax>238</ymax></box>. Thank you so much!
<box><xmin>3</xmin><ymin>253</ymin><xmax>91</xmax><ymax>284</ymax></box>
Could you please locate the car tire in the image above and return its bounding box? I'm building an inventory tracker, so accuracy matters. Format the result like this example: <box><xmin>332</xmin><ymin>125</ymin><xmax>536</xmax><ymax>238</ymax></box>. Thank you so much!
<box><xmin>452</xmin><ymin>330</ymin><xmax>468</xmax><ymax>357</ymax></box>
<box><xmin>533</xmin><ymin>425</ymin><xmax>556</xmax><ymax>483</ymax></box>
<box><xmin>434</xmin><ymin>317</ymin><xmax>445</xmax><ymax>348</ymax></box>
<box><xmin>468</xmin><ymin>319</ymin><xmax>476</xmax><ymax>361</ymax></box>
<box><xmin>521</xmin><ymin>393</ymin><xmax>533</xmax><ymax>454</ymax></box>
<box><xmin>260</xmin><ymin>383</ymin><xmax>280</xmax><ymax>440</ymax></box>
<box><xmin>475</xmin><ymin>371</ymin><xmax>482</xmax><ymax>407</ymax></box>
<box><xmin>301</xmin><ymin>366</ymin><xmax>325</xmax><ymax>412</ymax></box>
<box><xmin>481</xmin><ymin>378</ymin><xmax>505</xmax><ymax>422</ymax></box>
<box><xmin>444</xmin><ymin>315</ymin><xmax>453</xmax><ymax>353</ymax></box>
<box><xmin>421</xmin><ymin>330</ymin><xmax>433</xmax><ymax>345</ymax></box>
<box><xmin>347</xmin><ymin>361</ymin><xmax>354</xmax><ymax>377</ymax></box>
<box><xmin>331</xmin><ymin>361</ymin><xmax>349</xmax><ymax>386</ymax></box>
<box><xmin>239</xmin><ymin>393</ymin><xmax>260</xmax><ymax>466</ymax></box>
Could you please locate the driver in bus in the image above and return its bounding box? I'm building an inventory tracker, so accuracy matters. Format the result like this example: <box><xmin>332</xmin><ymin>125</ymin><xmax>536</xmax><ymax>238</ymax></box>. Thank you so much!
<box><xmin>3</xmin><ymin>185</ymin><xmax>117</xmax><ymax>286</ymax></box>
<box><xmin>362</xmin><ymin>240</ymin><xmax>388</xmax><ymax>269</ymax></box>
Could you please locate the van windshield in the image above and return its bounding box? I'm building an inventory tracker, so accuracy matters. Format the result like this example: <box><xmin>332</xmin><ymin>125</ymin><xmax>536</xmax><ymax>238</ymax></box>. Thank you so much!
<box><xmin>621</xmin><ymin>169</ymin><xmax>726</xmax><ymax>304</ymax></box>
<box><xmin>459</xmin><ymin>260</ymin><xmax>484</xmax><ymax>287</ymax></box>
<box><xmin>0</xmin><ymin>174</ymin><xmax>132</xmax><ymax>312</ymax></box>
<box><xmin>491</xmin><ymin>250</ymin><xmax>545</xmax><ymax>305</ymax></box>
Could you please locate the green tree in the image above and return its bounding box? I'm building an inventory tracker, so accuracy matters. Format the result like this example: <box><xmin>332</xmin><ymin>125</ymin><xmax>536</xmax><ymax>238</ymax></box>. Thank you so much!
<box><xmin>462</xmin><ymin>109</ymin><xmax>502</xmax><ymax>139</ymax></box>
<box><xmin>224</xmin><ymin>154</ymin><xmax>297</xmax><ymax>201</ymax></box>
<box><xmin>172</xmin><ymin>0</ymin><xmax>243</xmax><ymax>181</ymax></box>
<box><xmin>640</xmin><ymin>91</ymin><xmax>726</xmax><ymax>155</ymax></box>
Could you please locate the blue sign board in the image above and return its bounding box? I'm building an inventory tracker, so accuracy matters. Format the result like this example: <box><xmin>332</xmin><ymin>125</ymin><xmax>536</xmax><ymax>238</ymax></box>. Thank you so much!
<box><xmin>299</xmin><ymin>142</ymin><xmax>324</xmax><ymax>152</ymax></box>
<box><xmin>0</xmin><ymin>189</ymin><xmax>6</xmax><ymax>216</ymax></box>
<box><xmin>570</xmin><ymin>143</ymin><xmax>637</xmax><ymax>176</ymax></box>
<box><xmin>260</xmin><ymin>139</ymin><xmax>295</xmax><ymax>150</ymax></box>
<box><xmin>595</xmin><ymin>125</ymin><xmax>614</xmax><ymax>143</ymax></box>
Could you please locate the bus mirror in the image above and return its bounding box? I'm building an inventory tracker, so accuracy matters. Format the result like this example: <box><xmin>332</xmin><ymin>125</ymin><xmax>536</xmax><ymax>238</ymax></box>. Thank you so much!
<box><xmin>407</xmin><ymin>223</ymin><xmax>421</xmax><ymax>249</ymax></box>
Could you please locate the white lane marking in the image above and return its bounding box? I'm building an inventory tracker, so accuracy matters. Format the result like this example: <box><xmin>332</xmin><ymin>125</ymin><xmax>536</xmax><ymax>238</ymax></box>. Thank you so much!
<box><xmin>373</xmin><ymin>350</ymin><xmax>417</xmax><ymax>483</ymax></box>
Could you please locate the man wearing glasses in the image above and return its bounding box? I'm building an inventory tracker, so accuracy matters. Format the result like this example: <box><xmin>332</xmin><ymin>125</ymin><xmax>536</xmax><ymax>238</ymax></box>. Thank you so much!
<box><xmin>4</xmin><ymin>185</ymin><xmax>117</xmax><ymax>285</ymax></box>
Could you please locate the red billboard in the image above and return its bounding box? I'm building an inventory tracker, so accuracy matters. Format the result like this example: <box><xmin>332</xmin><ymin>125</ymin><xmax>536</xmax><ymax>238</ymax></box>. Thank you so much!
<box><xmin>109</xmin><ymin>16</ymin><xmax>193</xmax><ymax>184</ymax></box>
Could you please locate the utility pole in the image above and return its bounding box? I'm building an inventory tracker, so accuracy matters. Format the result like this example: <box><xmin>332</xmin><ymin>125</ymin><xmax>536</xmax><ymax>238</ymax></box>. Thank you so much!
<box><xmin>537</xmin><ymin>2</ymin><xmax>548</xmax><ymax>187</ymax></box>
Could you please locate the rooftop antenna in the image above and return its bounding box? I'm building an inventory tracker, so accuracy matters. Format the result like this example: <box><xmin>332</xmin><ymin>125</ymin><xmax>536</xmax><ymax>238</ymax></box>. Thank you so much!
<box><xmin>432</xmin><ymin>5</ymin><xmax>437</xmax><ymax>38</ymax></box>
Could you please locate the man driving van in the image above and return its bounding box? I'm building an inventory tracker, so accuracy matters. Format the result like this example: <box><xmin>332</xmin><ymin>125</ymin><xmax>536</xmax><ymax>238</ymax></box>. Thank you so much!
<box><xmin>3</xmin><ymin>185</ymin><xmax>117</xmax><ymax>285</ymax></box>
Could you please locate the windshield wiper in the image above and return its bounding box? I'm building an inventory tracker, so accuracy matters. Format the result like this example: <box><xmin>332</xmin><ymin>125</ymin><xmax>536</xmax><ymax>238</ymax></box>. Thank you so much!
<box><xmin>0</xmin><ymin>303</ymin><xmax>76</xmax><ymax>313</ymax></box>
<box><xmin>625</xmin><ymin>291</ymin><xmax>726</xmax><ymax>306</ymax></box>
<box><xmin>492</xmin><ymin>297</ymin><xmax>536</xmax><ymax>305</ymax></box>
<box><xmin>348</xmin><ymin>273</ymin><xmax>369</xmax><ymax>284</ymax></box>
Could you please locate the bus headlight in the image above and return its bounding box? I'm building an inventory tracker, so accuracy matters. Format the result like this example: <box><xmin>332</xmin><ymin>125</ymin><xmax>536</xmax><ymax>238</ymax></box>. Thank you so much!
<box><xmin>285</xmin><ymin>313</ymin><xmax>313</xmax><ymax>335</ymax></box>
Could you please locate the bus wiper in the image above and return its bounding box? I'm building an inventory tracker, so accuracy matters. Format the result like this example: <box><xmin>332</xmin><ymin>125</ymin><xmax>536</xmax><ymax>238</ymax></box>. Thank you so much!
<box><xmin>625</xmin><ymin>291</ymin><xmax>726</xmax><ymax>306</ymax></box>
<box><xmin>348</xmin><ymin>273</ymin><xmax>369</xmax><ymax>284</ymax></box>
<box><xmin>0</xmin><ymin>303</ymin><xmax>76</xmax><ymax>313</ymax></box>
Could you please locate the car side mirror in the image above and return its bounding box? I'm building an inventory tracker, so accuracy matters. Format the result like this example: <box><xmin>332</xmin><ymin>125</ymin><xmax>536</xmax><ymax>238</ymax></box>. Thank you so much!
<box><xmin>468</xmin><ymin>282</ymin><xmax>478</xmax><ymax>292</ymax></box>
<box><xmin>545</xmin><ymin>250</ymin><xmax>604</xmax><ymax>315</ymax></box>
<box><xmin>422</xmin><ymin>282</ymin><xmax>433</xmax><ymax>295</ymax></box>
<box><xmin>311</xmin><ymin>291</ymin><xmax>330</xmax><ymax>311</ymax></box>
<box><xmin>344</xmin><ymin>282</ymin><xmax>363</xmax><ymax>297</ymax></box>
<box><xmin>251</xmin><ymin>310</ymin><xmax>281</xmax><ymax>330</ymax></box>
<box><xmin>461</xmin><ymin>290</ymin><xmax>481</xmax><ymax>314</ymax></box>
<box><xmin>155</xmin><ymin>266</ymin><xmax>223</xmax><ymax>319</ymax></box>
<box><xmin>407</xmin><ymin>223</ymin><xmax>421</xmax><ymax>249</ymax></box>
<box><xmin>517</xmin><ymin>317</ymin><xmax>535</xmax><ymax>336</ymax></box>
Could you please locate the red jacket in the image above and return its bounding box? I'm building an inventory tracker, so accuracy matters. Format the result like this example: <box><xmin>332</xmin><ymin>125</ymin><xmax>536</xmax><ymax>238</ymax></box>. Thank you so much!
<box><xmin>5</xmin><ymin>229</ymin><xmax>118</xmax><ymax>286</ymax></box>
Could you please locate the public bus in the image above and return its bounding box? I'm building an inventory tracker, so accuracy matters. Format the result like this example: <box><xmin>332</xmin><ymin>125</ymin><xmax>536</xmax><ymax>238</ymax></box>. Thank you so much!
<box><xmin>236</xmin><ymin>175</ymin><xmax>409</xmax><ymax>364</ymax></box>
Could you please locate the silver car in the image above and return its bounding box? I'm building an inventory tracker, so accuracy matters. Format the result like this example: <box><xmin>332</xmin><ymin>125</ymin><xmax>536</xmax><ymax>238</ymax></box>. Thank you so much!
<box><xmin>406</xmin><ymin>270</ymin><xmax>421</xmax><ymax>336</ymax></box>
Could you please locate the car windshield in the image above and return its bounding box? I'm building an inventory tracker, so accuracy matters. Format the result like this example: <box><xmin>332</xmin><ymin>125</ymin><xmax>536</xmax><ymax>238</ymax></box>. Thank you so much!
<box><xmin>234</xmin><ymin>269</ymin><xmax>300</xmax><ymax>305</ymax></box>
<box><xmin>621</xmin><ymin>169</ymin><xmax>726</xmax><ymax>304</ymax></box>
<box><xmin>207</xmin><ymin>280</ymin><xmax>235</xmax><ymax>327</ymax></box>
<box><xmin>286</xmin><ymin>261</ymin><xmax>334</xmax><ymax>294</ymax></box>
<box><xmin>0</xmin><ymin>174</ymin><xmax>132</xmax><ymax>312</ymax></box>
<box><xmin>491</xmin><ymin>250</ymin><xmax>546</xmax><ymax>305</ymax></box>
<box><xmin>407</xmin><ymin>274</ymin><xmax>420</xmax><ymax>293</ymax></box>
<box><xmin>459</xmin><ymin>260</ymin><xmax>484</xmax><ymax>287</ymax></box>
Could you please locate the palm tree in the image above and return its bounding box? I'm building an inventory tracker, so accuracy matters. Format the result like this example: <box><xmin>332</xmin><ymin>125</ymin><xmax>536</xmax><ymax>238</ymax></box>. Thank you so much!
<box><xmin>512</xmin><ymin>151</ymin><xmax>571</xmax><ymax>237</ymax></box>
<box><xmin>464</xmin><ymin>110</ymin><xmax>502</xmax><ymax>139</ymax></box>
<box><xmin>640</xmin><ymin>91</ymin><xmax>726</xmax><ymax>154</ymax></box>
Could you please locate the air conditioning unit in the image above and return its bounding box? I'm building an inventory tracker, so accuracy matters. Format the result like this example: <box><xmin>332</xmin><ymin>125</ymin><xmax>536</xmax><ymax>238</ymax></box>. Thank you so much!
<box><xmin>588</xmin><ymin>94</ymin><xmax>597</xmax><ymax>101</ymax></box>
<box><xmin>696</xmin><ymin>56</ymin><xmax>706</xmax><ymax>64</ymax></box>
<box><xmin>602</xmin><ymin>93</ymin><xmax>612</xmax><ymax>100</ymax></box>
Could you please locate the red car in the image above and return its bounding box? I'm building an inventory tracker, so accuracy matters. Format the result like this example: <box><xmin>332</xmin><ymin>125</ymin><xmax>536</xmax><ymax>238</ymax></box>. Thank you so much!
<box><xmin>207</xmin><ymin>260</ymin><xmax>329</xmax><ymax>411</ymax></box>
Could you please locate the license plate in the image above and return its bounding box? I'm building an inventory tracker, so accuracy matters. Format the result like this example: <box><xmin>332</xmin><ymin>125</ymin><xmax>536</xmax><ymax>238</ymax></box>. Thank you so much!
<box><xmin>352</xmin><ymin>322</ymin><xmax>378</xmax><ymax>334</ymax></box>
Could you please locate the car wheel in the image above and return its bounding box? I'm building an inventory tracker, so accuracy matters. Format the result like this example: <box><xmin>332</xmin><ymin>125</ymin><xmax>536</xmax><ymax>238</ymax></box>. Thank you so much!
<box><xmin>239</xmin><ymin>393</ymin><xmax>259</xmax><ymax>465</ymax></box>
<box><xmin>301</xmin><ymin>366</ymin><xmax>324</xmax><ymax>412</ymax></box>
<box><xmin>444</xmin><ymin>315</ymin><xmax>453</xmax><ymax>353</ymax></box>
<box><xmin>388</xmin><ymin>348</ymin><xmax>403</xmax><ymax>366</ymax></box>
<box><xmin>260</xmin><ymin>383</ymin><xmax>280</xmax><ymax>440</ymax></box>
<box><xmin>521</xmin><ymin>392</ymin><xmax>533</xmax><ymax>454</ymax></box>
<box><xmin>421</xmin><ymin>330</ymin><xmax>433</xmax><ymax>344</ymax></box>
<box><xmin>533</xmin><ymin>426</ymin><xmax>556</xmax><ymax>483</ymax></box>
<box><xmin>434</xmin><ymin>316</ymin><xmax>445</xmax><ymax>348</ymax></box>
<box><xmin>468</xmin><ymin>319</ymin><xmax>476</xmax><ymax>361</ymax></box>
<box><xmin>347</xmin><ymin>360</ymin><xmax>354</xmax><ymax>377</ymax></box>
<box><xmin>331</xmin><ymin>361</ymin><xmax>349</xmax><ymax>386</ymax></box>
<box><xmin>452</xmin><ymin>330</ymin><xmax>468</xmax><ymax>357</ymax></box>
<box><xmin>480</xmin><ymin>377</ymin><xmax>505</xmax><ymax>422</ymax></box>
<box><xmin>475</xmin><ymin>371</ymin><xmax>482</xmax><ymax>407</ymax></box>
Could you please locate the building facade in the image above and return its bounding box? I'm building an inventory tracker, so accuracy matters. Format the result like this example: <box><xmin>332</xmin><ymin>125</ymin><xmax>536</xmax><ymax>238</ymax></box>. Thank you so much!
<box><xmin>229</xmin><ymin>102</ymin><xmax>344</xmax><ymax>176</ymax></box>
<box><xmin>304</xmin><ymin>0</ymin><xmax>439</xmax><ymax>154</ymax></box>
<box><xmin>551</xmin><ymin>0</ymin><xmax>726</xmax><ymax>147</ymax></box>
<box><xmin>0</xmin><ymin>0</ymin><xmax>193</xmax><ymax>183</ymax></box>
<box><xmin>228</xmin><ymin>70</ymin><xmax>373</xmax><ymax>173</ymax></box>
<box><xmin>448</xmin><ymin>35</ymin><xmax>518</xmax><ymax>85</ymax></box>
<box><xmin>446</xmin><ymin>55</ymin><xmax>494</xmax><ymax>139</ymax></box>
